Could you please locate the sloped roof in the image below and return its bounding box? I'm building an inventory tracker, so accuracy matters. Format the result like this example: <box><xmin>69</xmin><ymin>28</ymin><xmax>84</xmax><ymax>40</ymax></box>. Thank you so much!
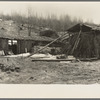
<box><xmin>84</xmin><ymin>24</ymin><xmax>100</xmax><ymax>31</ymax></box>
<box><xmin>14</xmin><ymin>35</ymin><xmax>54</xmax><ymax>41</ymax></box>
<box><xmin>67</xmin><ymin>23</ymin><xmax>100</xmax><ymax>32</ymax></box>
<box><xmin>0</xmin><ymin>20</ymin><xmax>54</xmax><ymax>42</ymax></box>
<box><xmin>0</xmin><ymin>29</ymin><xmax>54</xmax><ymax>41</ymax></box>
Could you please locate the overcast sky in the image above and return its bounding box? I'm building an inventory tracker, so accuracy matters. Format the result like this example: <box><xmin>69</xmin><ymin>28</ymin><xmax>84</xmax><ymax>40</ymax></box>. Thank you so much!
<box><xmin>0</xmin><ymin>2</ymin><xmax>100</xmax><ymax>24</ymax></box>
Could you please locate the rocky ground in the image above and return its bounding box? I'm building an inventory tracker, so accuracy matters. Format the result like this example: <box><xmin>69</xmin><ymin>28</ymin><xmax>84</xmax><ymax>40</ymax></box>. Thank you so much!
<box><xmin>0</xmin><ymin>57</ymin><xmax>100</xmax><ymax>84</ymax></box>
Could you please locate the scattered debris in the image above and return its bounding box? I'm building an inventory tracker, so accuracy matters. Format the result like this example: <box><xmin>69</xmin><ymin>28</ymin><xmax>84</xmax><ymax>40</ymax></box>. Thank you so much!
<box><xmin>56</xmin><ymin>54</ymin><xmax>66</xmax><ymax>59</ymax></box>
<box><xmin>31</xmin><ymin>53</ymin><xmax>56</xmax><ymax>60</ymax></box>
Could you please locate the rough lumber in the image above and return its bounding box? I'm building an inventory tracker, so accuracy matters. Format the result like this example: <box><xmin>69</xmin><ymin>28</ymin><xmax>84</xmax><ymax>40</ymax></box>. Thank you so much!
<box><xmin>27</xmin><ymin>33</ymin><xmax>70</xmax><ymax>58</ymax></box>
<box><xmin>32</xmin><ymin>59</ymin><xmax>76</xmax><ymax>62</ymax></box>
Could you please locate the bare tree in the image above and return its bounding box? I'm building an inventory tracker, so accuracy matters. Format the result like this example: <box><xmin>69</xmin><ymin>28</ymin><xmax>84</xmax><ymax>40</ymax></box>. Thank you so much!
<box><xmin>27</xmin><ymin>7</ymin><xmax>37</xmax><ymax>36</ymax></box>
<box><xmin>0</xmin><ymin>9</ymin><xmax>94</xmax><ymax>33</ymax></box>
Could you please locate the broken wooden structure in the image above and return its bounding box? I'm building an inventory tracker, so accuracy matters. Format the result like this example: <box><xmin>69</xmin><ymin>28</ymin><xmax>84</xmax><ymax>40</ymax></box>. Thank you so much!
<box><xmin>27</xmin><ymin>32</ymin><xmax>70</xmax><ymax>57</ymax></box>
<box><xmin>61</xmin><ymin>23</ymin><xmax>100</xmax><ymax>59</ymax></box>
<box><xmin>30</xmin><ymin>23</ymin><xmax>100</xmax><ymax>60</ymax></box>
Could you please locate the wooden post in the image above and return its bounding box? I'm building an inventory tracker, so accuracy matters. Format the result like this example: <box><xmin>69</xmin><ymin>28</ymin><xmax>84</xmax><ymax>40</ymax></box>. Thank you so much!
<box><xmin>71</xmin><ymin>24</ymin><xmax>82</xmax><ymax>55</ymax></box>
<box><xmin>94</xmin><ymin>31</ymin><xmax>99</xmax><ymax>58</ymax></box>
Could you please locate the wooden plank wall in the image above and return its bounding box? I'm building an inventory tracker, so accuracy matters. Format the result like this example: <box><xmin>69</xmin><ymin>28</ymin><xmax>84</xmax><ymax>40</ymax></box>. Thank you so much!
<box><xmin>0</xmin><ymin>38</ymin><xmax>8</xmax><ymax>54</ymax></box>
<box><xmin>17</xmin><ymin>40</ymin><xmax>35</xmax><ymax>54</ymax></box>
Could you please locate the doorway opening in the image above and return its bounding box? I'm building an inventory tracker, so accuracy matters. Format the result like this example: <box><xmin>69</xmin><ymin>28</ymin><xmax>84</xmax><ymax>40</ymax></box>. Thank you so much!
<box><xmin>8</xmin><ymin>40</ymin><xmax>18</xmax><ymax>54</ymax></box>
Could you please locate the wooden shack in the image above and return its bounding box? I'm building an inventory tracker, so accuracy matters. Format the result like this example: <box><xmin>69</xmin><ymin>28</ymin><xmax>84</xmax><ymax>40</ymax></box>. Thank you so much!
<box><xmin>0</xmin><ymin>20</ymin><xmax>63</xmax><ymax>55</ymax></box>
<box><xmin>1</xmin><ymin>35</ymin><xmax>56</xmax><ymax>55</ymax></box>
<box><xmin>61</xmin><ymin>23</ymin><xmax>100</xmax><ymax>58</ymax></box>
<box><xmin>0</xmin><ymin>30</ymin><xmax>62</xmax><ymax>55</ymax></box>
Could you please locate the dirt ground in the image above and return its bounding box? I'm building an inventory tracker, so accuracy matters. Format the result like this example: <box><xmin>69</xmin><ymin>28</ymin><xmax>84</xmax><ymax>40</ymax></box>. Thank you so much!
<box><xmin>0</xmin><ymin>57</ymin><xmax>100</xmax><ymax>84</ymax></box>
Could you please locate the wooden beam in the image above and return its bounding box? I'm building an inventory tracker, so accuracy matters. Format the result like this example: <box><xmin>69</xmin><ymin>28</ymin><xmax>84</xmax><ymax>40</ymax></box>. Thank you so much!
<box><xmin>70</xmin><ymin>24</ymin><xmax>82</xmax><ymax>54</ymax></box>
<box><xmin>26</xmin><ymin>32</ymin><xmax>70</xmax><ymax>57</ymax></box>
